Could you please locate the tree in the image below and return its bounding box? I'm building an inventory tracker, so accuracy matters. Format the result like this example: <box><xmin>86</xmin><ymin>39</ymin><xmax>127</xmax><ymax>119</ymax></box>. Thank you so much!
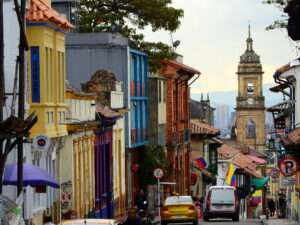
<box><xmin>263</xmin><ymin>0</ymin><xmax>288</xmax><ymax>30</ymax></box>
<box><xmin>79</xmin><ymin>0</ymin><xmax>184</xmax><ymax>73</ymax></box>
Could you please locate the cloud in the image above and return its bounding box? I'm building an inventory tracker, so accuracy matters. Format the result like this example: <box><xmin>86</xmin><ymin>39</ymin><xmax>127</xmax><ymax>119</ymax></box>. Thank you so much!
<box><xmin>142</xmin><ymin>0</ymin><xmax>298</xmax><ymax>92</ymax></box>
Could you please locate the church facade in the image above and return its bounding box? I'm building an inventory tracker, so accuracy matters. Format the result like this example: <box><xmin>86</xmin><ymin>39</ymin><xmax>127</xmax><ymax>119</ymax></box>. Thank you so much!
<box><xmin>235</xmin><ymin>26</ymin><xmax>266</xmax><ymax>152</ymax></box>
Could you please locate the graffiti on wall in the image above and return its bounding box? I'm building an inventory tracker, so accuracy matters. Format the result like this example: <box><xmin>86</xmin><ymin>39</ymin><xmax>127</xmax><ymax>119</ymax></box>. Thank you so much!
<box><xmin>61</xmin><ymin>181</ymin><xmax>73</xmax><ymax>213</ymax></box>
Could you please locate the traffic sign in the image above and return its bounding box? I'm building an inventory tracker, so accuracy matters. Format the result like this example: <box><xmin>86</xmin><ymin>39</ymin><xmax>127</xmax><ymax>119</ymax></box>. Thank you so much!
<box><xmin>32</xmin><ymin>134</ymin><xmax>51</xmax><ymax>151</ymax></box>
<box><xmin>153</xmin><ymin>168</ymin><xmax>164</xmax><ymax>179</ymax></box>
<box><xmin>279</xmin><ymin>158</ymin><xmax>298</xmax><ymax>177</ymax></box>
<box><xmin>270</xmin><ymin>168</ymin><xmax>280</xmax><ymax>179</ymax></box>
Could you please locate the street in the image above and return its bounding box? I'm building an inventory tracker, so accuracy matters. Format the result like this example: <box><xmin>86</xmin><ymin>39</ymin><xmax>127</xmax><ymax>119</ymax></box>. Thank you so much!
<box><xmin>199</xmin><ymin>219</ymin><xmax>262</xmax><ymax>225</ymax></box>
<box><xmin>168</xmin><ymin>220</ymin><xmax>263</xmax><ymax>225</ymax></box>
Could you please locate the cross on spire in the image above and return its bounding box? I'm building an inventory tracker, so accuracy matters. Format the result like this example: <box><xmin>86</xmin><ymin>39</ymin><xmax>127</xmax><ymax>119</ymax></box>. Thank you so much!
<box><xmin>248</xmin><ymin>20</ymin><xmax>251</xmax><ymax>38</ymax></box>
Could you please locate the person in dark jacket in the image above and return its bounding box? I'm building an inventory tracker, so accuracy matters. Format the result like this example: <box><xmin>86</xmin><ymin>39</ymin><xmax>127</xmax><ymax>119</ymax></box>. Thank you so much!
<box><xmin>135</xmin><ymin>189</ymin><xmax>147</xmax><ymax>210</ymax></box>
<box><xmin>122</xmin><ymin>208</ymin><xmax>145</xmax><ymax>225</ymax></box>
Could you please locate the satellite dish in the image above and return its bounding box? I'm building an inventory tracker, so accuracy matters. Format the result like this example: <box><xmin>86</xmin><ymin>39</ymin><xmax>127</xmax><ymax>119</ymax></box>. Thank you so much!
<box><xmin>112</xmin><ymin>25</ymin><xmax>122</xmax><ymax>33</ymax></box>
<box><xmin>173</xmin><ymin>40</ymin><xmax>180</xmax><ymax>48</ymax></box>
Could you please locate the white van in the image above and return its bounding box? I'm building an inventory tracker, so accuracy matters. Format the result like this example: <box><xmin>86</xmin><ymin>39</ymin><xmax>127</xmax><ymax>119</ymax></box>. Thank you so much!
<box><xmin>203</xmin><ymin>186</ymin><xmax>239</xmax><ymax>222</ymax></box>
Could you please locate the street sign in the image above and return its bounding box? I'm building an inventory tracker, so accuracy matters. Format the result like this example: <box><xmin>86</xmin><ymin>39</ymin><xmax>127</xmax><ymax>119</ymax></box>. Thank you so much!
<box><xmin>282</xmin><ymin>178</ymin><xmax>296</xmax><ymax>186</ymax></box>
<box><xmin>279</xmin><ymin>158</ymin><xmax>298</xmax><ymax>177</ymax></box>
<box><xmin>153</xmin><ymin>168</ymin><xmax>164</xmax><ymax>179</ymax></box>
<box><xmin>32</xmin><ymin>134</ymin><xmax>50</xmax><ymax>151</ymax></box>
<box><xmin>270</xmin><ymin>168</ymin><xmax>280</xmax><ymax>179</ymax></box>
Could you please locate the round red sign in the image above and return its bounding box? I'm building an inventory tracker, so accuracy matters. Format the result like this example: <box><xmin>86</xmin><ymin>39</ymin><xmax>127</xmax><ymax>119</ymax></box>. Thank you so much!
<box><xmin>153</xmin><ymin>168</ymin><xmax>164</xmax><ymax>179</ymax></box>
<box><xmin>279</xmin><ymin>158</ymin><xmax>298</xmax><ymax>177</ymax></box>
<box><xmin>270</xmin><ymin>168</ymin><xmax>280</xmax><ymax>179</ymax></box>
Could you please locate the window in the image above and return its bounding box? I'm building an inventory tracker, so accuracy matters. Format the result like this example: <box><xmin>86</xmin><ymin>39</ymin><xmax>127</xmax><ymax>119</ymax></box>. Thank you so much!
<box><xmin>46</xmin><ymin>112</ymin><xmax>50</xmax><ymax>124</ymax></box>
<box><xmin>51</xmin><ymin>112</ymin><xmax>54</xmax><ymax>123</ymax></box>
<box><xmin>247</xmin><ymin>121</ymin><xmax>256</xmax><ymax>138</ymax></box>
<box><xmin>247</xmin><ymin>83</ymin><xmax>254</xmax><ymax>95</ymax></box>
<box><xmin>31</xmin><ymin>47</ymin><xmax>40</xmax><ymax>103</ymax></box>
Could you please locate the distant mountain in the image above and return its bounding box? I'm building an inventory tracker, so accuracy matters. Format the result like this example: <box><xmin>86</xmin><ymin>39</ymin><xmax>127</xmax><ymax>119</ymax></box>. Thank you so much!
<box><xmin>191</xmin><ymin>83</ymin><xmax>283</xmax><ymax>108</ymax></box>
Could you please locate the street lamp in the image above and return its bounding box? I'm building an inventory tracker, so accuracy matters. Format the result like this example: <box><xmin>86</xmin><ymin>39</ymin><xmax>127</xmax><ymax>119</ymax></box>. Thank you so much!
<box><xmin>269</xmin><ymin>137</ymin><xmax>275</xmax><ymax>150</ymax></box>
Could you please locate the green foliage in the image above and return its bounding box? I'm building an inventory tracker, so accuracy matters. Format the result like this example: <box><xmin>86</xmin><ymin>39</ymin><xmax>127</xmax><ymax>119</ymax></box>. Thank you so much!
<box><xmin>263</xmin><ymin>0</ymin><xmax>288</xmax><ymax>30</ymax></box>
<box><xmin>79</xmin><ymin>0</ymin><xmax>183</xmax><ymax>73</ymax></box>
<box><xmin>139</xmin><ymin>145</ymin><xmax>168</xmax><ymax>188</ymax></box>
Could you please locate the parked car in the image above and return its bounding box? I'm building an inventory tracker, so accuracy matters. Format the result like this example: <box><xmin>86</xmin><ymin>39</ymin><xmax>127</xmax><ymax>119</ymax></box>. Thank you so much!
<box><xmin>203</xmin><ymin>186</ymin><xmax>239</xmax><ymax>222</ymax></box>
<box><xmin>59</xmin><ymin>219</ymin><xmax>117</xmax><ymax>225</ymax></box>
<box><xmin>161</xmin><ymin>195</ymin><xmax>198</xmax><ymax>225</ymax></box>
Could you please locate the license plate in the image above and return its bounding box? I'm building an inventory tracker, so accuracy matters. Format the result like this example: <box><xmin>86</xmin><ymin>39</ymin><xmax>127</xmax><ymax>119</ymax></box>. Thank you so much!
<box><xmin>175</xmin><ymin>215</ymin><xmax>182</xmax><ymax>219</ymax></box>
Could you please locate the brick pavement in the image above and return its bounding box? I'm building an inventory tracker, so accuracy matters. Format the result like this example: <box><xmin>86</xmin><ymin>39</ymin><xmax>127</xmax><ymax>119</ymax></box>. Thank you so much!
<box><xmin>263</xmin><ymin>218</ymin><xmax>298</xmax><ymax>225</ymax></box>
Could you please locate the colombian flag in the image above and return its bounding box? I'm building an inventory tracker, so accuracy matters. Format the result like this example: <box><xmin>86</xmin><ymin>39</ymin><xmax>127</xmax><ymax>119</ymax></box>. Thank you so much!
<box><xmin>195</xmin><ymin>157</ymin><xmax>207</xmax><ymax>169</ymax></box>
<box><xmin>252</xmin><ymin>190</ymin><xmax>262</xmax><ymax>204</ymax></box>
<box><xmin>226</xmin><ymin>163</ymin><xmax>236</xmax><ymax>187</ymax></box>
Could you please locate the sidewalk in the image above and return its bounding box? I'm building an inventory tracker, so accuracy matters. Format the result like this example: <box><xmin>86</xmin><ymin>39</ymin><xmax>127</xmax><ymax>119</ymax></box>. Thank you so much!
<box><xmin>262</xmin><ymin>218</ymin><xmax>298</xmax><ymax>225</ymax></box>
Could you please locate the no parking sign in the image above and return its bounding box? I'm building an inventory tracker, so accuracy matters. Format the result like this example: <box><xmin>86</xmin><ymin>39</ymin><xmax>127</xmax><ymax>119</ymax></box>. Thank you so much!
<box><xmin>279</xmin><ymin>158</ymin><xmax>298</xmax><ymax>177</ymax></box>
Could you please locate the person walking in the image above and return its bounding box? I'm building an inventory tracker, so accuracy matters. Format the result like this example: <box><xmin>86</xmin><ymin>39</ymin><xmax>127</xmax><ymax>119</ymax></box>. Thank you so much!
<box><xmin>43</xmin><ymin>215</ymin><xmax>55</xmax><ymax>225</ymax></box>
<box><xmin>135</xmin><ymin>189</ymin><xmax>147</xmax><ymax>211</ymax></box>
<box><xmin>122</xmin><ymin>208</ymin><xmax>145</xmax><ymax>225</ymax></box>
<box><xmin>269</xmin><ymin>199</ymin><xmax>275</xmax><ymax>217</ymax></box>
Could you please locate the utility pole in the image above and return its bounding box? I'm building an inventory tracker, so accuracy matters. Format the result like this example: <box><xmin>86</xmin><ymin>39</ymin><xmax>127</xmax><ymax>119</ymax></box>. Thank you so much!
<box><xmin>0</xmin><ymin>0</ymin><xmax>5</xmax><ymax>195</ymax></box>
<box><xmin>17</xmin><ymin>0</ymin><xmax>26</xmax><ymax>196</ymax></box>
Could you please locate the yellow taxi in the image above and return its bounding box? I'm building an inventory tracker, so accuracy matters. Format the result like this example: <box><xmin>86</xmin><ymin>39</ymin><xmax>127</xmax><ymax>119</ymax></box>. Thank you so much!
<box><xmin>59</xmin><ymin>219</ymin><xmax>117</xmax><ymax>225</ymax></box>
<box><xmin>161</xmin><ymin>196</ymin><xmax>198</xmax><ymax>225</ymax></box>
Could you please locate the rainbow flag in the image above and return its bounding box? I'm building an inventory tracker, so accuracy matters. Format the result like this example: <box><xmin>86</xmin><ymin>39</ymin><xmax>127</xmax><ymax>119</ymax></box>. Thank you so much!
<box><xmin>252</xmin><ymin>190</ymin><xmax>262</xmax><ymax>203</ymax></box>
<box><xmin>226</xmin><ymin>163</ymin><xmax>236</xmax><ymax>187</ymax></box>
<box><xmin>195</xmin><ymin>157</ymin><xmax>207</xmax><ymax>169</ymax></box>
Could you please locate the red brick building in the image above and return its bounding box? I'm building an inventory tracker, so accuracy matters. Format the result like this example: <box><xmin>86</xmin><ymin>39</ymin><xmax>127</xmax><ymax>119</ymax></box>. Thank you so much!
<box><xmin>158</xmin><ymin>58</ymin><xmax>200</xmax><ymax>195</ymax></box>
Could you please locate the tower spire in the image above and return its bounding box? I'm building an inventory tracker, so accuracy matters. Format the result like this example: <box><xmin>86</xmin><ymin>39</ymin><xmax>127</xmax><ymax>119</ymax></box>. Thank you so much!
<box><xmin>248</xmin><ymin>20</ymin><xmax>251</xmax><ymax>38</ymax></box>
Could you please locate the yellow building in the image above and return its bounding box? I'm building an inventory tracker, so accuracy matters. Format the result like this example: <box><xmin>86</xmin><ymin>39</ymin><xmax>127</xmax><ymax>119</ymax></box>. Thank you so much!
<box><xmin>60</xmin><ymin>83</ymin><xmax>97</xmax><ymax>219</ymax></box>
<box><xmin>27</xmin><ymin>0</ymin><xmax>73</xmax><ymax>138</ymax></box>
<box><xmin>26</xmin><ymin>0</ymin><xmax>74</xmax><ymax>224</ymax></box>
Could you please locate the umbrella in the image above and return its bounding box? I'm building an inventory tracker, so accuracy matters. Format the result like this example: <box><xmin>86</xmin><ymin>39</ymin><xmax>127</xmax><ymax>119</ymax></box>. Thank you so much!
<box><xmin>3</xmin><ymin>163</ymin><xmax>60</xmax><ymax>188</ymax></box>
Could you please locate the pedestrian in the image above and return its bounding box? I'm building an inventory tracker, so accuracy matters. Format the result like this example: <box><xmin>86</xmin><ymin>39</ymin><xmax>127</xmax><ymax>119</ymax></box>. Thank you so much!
<box><xmin>43</xmin><ymin>215</ymin><xmax>54</xmax><ymax>225</ymax></box>
<box><xmin>135</xmin><ymin>189</ymin><xmax>147</xmax><ymax>211</ymax></box>
<box><xmin>269</xmin><ymin>199</ymin><xmax>275</xmax><ymax>216</ymax></box>
<box><xmin>122</xmin><ymin>208</ymin><xmax>145</xmax><ymax>225</ymax></box>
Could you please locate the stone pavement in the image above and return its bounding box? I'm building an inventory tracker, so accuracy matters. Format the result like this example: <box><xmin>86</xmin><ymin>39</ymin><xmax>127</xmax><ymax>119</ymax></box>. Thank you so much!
<box><xmin>262</xmin><ymin>218</ymin><xmax>298</xmax><ymax>225</ymax></box>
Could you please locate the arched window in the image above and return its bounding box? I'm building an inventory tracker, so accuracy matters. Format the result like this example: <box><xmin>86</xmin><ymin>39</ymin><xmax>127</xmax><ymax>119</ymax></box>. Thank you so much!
<box><xmin>247</xmin><ymin>83</ymin><xmax>254</xmax><ymax>95</ymax></box>
<box><xmin>247</xmin><ymin>121</ymin><xmax>256</xmax><ymax>138</ymax></box>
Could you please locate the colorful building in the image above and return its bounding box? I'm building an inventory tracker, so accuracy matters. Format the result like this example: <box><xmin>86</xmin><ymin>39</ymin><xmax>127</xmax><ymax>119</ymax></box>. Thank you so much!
<box><xmin>60</xmin><ymin>83</ymin><xmax>97</xmax><ymax>219</ymax></box>
<box><xmin>24</xmin><ymin>0</ymin><xmax>73</xmax><ymax>224</ymax></box>
<box><xmin>158</xmin><ymin>56</ymin><xmax>200</xmax><ymax>195</ymax></box>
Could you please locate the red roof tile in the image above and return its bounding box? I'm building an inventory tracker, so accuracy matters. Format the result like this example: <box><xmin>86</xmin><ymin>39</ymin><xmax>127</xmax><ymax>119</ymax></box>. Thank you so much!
<box><xmin>27</xmin><ymin>0</ymin><xmax>74</xmax><ymax>30</ymax></box>
<box><xmin>95</xmin><ymin>105</ymin><xmax>120</xmax><ymax>119</ymax></box>
<box><xmin>161</xmin><ymin>59</ymin><xmax>200</xmax><ymax>76</ymax></box>
<box><xmin>218</xmin><ymin>144</ymin><xmax>264</xmax><ymax>179</ymax></box>
<box><xmin>281</xmin><ymin>127</ymin><xmax>300</xmax><ymax>146</ymax></box>
<box><xmin>190</xmin><ymin>119</ymin><xmax>220</xmax><ymax>135</ymax></box>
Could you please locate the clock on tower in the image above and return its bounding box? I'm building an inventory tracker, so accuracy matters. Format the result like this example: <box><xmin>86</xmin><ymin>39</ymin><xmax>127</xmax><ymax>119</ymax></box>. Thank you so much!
<box><xmin>235</xmin><ymin>24</ymin><xmax>266</xmax><ymax>152</ymax></box>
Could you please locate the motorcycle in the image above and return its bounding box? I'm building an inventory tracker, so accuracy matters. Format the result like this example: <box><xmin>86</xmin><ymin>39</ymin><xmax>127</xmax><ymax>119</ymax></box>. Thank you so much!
<box><xmin>138</xmin><ymin>201</ymin><xmax>152</xmax><ymax>225</ymax></box>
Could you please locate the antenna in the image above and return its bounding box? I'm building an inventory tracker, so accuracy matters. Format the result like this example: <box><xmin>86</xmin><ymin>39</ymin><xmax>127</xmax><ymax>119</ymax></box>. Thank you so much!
<box><xmin>170</xmin><ymin>32</ymin><xmax>180</xmax><ymax>51</ymax></box>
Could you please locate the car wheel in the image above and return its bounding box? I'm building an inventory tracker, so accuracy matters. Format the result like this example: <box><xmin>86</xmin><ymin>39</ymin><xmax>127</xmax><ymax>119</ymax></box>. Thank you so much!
<box><xmin>193</xmin><ymin>220</ymin><xmax>198</xmax><ymax>225</ymax></box>
<box><xmin>232</xmin><ymin>214</ymin><xmax>239</xmax><ymax>222</ymax></box>
<box><xmin>203</xmin><ymin>215</ymin><xmax>209</xmax><ymax>222</ymax></box>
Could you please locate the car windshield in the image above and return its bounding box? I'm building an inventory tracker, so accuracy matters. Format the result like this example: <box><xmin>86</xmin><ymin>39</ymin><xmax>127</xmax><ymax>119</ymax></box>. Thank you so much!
<box><xmin>165</xmin><ymin>196</ymin><xmax>193</xmax><ymax>205</ymax></box>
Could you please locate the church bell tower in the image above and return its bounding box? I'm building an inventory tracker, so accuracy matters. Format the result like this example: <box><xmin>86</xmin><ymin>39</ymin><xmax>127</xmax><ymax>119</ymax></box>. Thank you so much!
<box><xmin>235</xmin><ymin>25</ymin><xmax>266</xmax><ymax>151</ymax></box>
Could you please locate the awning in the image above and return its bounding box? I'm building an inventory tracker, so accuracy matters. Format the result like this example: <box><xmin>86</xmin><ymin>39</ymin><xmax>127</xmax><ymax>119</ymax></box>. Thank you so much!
<box><xmin>251</xmin><ymin>176</ymin><xmax>270</xmax><ymax>190</ymax></box>
<box><xmin>247</xmin><ymin>155</ymin><xmax>266</xmax><ymax>164</ymax></box>
<box><xmin>193</xmin><ymin>162</ymin><xmax>212</xmax><ymax>178</ymax></box>
<box><xmin>3</xmin><ymin>163</ymin><xmax>60</xmax><ymax>188</ymax></box>
<box><xmin>281</xmin><ymin>127</ymin><xmax>300</xmax><ymax>150</ymax></box>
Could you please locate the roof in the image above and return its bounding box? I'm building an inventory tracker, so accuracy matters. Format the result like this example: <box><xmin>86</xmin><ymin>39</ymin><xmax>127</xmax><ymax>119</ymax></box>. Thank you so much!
<box><xmin>274</xmin><ymin>58</ymin><xmax>300</xmax><ymax>77</ymax></box>
<box><xmin>161</xmin><ymin>59</ymin><xmax>200</xmax><ymax>76</ymax></box>
<box><xmin>66</xmin><ymin>82</ymin><xmax>96</xmax><ymax>99</ymax></box>
<box><xmin>190</xmin><ymin>119</ymin><xmax>220</xmax><ymax>135</ymax></box>
<box><xmin>27</xmin><ymin>0</ymin><xmax>74</xmax><ymax>30</ymax></box>
<box><xmin>95</xmin><ymin>105</ymin><xmax>121</xmax><ymax>119</ymax></box>
<box><xmin>217</xmin><ymin>144</ymin><xmax>265</xmax><ymax>178</ymax></box>
<box><xmin>281</xmin><ymin>127</ymin><xmax>300</xmax><ymax>147</ymax></box>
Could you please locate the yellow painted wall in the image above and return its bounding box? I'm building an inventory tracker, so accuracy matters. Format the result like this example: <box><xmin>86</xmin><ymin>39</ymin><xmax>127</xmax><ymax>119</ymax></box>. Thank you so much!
<box><xmin>27</xmin><ymin>23</ymin><xmax>68</xmax><ymax>138</ymax></box>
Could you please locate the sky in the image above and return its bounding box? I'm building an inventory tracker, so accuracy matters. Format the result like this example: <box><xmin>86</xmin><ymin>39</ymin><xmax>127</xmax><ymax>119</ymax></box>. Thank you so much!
<box><xmin>141</xmin><ymin>0</ymin><xmax>300</xmax><ymax>94</ymax></box>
